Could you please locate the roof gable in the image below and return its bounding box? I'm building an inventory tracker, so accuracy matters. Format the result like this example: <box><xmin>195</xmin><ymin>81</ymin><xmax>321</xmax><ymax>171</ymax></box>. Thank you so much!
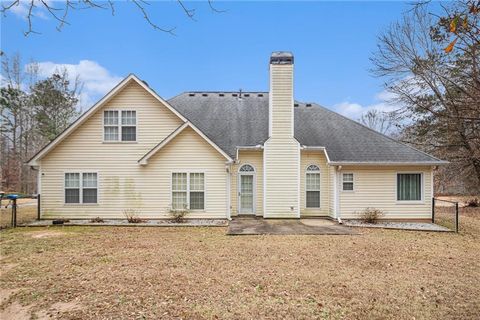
<box><xmin>28</xmin><ymin>74</ymin><xmax>188</xmax><ymax>166</ymax></box>
<box><xmin>138</xmin><ymin>122</ymin><xmax>232</xmax><ymax>165</ymax></box>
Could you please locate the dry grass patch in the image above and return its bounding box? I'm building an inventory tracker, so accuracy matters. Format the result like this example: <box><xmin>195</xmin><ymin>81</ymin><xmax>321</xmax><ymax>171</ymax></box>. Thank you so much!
<box><xmin>0</xmin><ymin>210</ymin><xmax>479</xmax><ymax>319</ymax></box>
<box><xmin>0</xmin><ymin>201</ymin><xmax>37</xmax><ymax>229</ymax></box>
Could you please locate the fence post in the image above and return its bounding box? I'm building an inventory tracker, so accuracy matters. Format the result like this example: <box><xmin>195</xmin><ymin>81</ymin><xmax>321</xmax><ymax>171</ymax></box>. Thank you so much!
<box><xmin>37</xmin><ymin>194</ymin><xmax>41</xmax><ymax>220</ymax></box>
<box><xmin>11</xmin><ymin>198</ymin><xmax>17</xmax><ymax>228</ymax></box>
<box><xmin>455</xmin><ymin>202</ymin><xmax>459</xmax><ymax>233</ymax></box>
<box><xmin>431</xmin><ymin>197</ymin><xmax>435</xmax><ymax>223</ymax></box>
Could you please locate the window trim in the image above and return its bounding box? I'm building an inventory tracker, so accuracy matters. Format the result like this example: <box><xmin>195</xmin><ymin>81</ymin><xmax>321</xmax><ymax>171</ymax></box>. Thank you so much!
<box><xmin>395</xmin><ymin>172</ymin><xmax>424</xmax><ymax>204</ymax></box>
<box><xmin>102</xmin><ymin>109</ymin><xmax>138</xmax><ymax>143</ymax></box>
<box><xmin>170</xmin><ymin>171</ymin><xmax>206</xmax><ymax>211</ymax></box>
<box><xmin>305</xmin><ymin>164</ymin><xmax>321</xmax><ymax>209</ymax></box>
<box><xmin>341</xmin><ymin>172</ymin><xmax>355</xmax><ymax>192</ymax></box>
<box><xmin>63</xmin><ymin>171</ymin><xmax>99</xmax><ymax>205</ymax></box>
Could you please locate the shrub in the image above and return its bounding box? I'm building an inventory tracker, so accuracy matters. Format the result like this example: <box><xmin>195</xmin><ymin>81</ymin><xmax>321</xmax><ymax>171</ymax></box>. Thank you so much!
<box><xmin>90</xmin><ymin>217</ymin><xmax>104</xmax><ymax>223</ymax></box>
<box><xmin>359</xmin><ymin>207</ymin><xmax>384</xmax><ymax>224</ymax></box>
<box><xmin>123</xmin><ymin>209</ymin><xmax>145</xmax><ymax>223</ymax></box>
<box><xmin>169</xmin><ymin>204</ymin><xmax>189</xmax><ymax>223</ymax></box>
<box><xmin>466</xmin><ymin>198</ymin><xmax>479</xmax><ymax>207</ymax></box>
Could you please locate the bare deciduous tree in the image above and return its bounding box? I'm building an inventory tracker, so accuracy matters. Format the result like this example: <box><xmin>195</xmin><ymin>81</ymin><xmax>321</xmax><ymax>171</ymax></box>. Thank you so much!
<box><xmin>359</xmin><ymin>109</ymin><xmax>396</xmax><ymax>135</ymax></box>
<box><xmin>371</xmin><ymin>0</ymin><xmax>480</xmax><ymax>194</ymax></box>
<box><xmin>1</xmin><ymin>0</ymin><xmax>226</xmax><ymax>36</ymax></box>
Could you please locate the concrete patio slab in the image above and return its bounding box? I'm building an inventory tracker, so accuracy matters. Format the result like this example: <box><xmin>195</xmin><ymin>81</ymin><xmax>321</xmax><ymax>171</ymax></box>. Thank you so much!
<box><xmin>227</xmin><ymin>218</ymin><xmax>358</xmax><ymax>235</ymax></box>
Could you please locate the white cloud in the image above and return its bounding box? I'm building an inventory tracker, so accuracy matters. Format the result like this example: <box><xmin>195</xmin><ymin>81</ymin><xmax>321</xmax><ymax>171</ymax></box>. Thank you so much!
<box><xmin>332</xmin><ymin>90</ymin><xmax>400</xmax><ymax>120</ymax></box>
<box><xmin>28</xmin><ymin>60</ymin><xmax>122</xmax><ymax>108</ymax></box>
<box><xmin>6</xmin><ymin>0</ymin><xmax>50</xmax><ymax>20</ymax></box>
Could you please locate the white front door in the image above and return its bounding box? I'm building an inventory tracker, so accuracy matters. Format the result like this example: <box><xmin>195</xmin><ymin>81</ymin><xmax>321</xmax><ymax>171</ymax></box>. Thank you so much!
<box><xmin>239</xmin><ymin>174</ymin><xmax>255</xmax><ymax>214</ymax></box>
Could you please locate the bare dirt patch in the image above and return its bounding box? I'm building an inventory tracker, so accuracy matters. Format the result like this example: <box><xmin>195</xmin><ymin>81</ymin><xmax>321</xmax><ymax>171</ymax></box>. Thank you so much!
<box><xmin>0</xmin><ymin>288</ymin><xmax>19</xmax><ymax>304</ymax></box>
<box><xmin>35</xmin><ymin>301</ymin><xmax>84</xmax><ymax>320</ymax></box>
<box><xmin>0</xmin><ymin>209</ymin><xmax>479</xmax><ymax>319</ymax></box>
<box><xmin>0</xmin><ymin>263</ymin><xmax>18</xmax><ymax>277</ymax></box>
<box><xmin>29</xmin><ymin>231</ymin><xmax>68</xmax><ymax>239</ymax></box>
<box><xmin>0</xmin><ymin>301</ymin><xmax>30</xmax><ymax>320</ymax></box>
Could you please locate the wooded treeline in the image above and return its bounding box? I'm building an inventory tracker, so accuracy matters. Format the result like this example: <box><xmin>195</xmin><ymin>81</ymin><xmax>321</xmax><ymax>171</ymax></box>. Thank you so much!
<box><xmin>368</xmin><ymin>0</ymin><xmax>480</xmax><ymax>194</ymax></box>
<box><xmin>0</xmin><ymin>54</ymin><xmax>80</xmax><ymax>193</ymax></box>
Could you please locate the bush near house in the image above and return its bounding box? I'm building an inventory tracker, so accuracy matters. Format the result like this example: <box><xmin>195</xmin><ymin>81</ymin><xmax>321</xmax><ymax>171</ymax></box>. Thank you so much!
<box><xmin>169</xmin><ymin>205</ymin><xmax>189</xmax><ymax>223</ymax></box>
<box><xmin>466</xmin><ymin>198</ymin><xmax>479</xmax><ymax>208</ymax></box>
<box><xmin>359</xmin><ymin>207</ymin><xmax>385</xmax><ymax>224</ymax></box>
<box><xmin>123</xmin><ymin>209</ymin><xmax>145</xmax><ymax>223</ymax></box>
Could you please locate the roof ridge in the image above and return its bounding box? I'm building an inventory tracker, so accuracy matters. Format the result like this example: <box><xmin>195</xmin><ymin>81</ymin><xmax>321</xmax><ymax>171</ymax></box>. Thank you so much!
<box><xmin>175</xmin><ymin>91</ymin><xmax>269</xmax><ymax>94</ymax></box>
<box><xmin>309</xmin><ymin>103</ymin><xmax>445</xmax><ymax>162</ymax></box>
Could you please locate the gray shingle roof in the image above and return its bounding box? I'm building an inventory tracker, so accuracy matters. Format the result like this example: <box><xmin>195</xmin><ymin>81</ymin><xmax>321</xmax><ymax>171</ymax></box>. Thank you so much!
<box><xmin>168</xmin><ymin>92</ymin><xmax>445</xmax><ymax>163</ymax></box>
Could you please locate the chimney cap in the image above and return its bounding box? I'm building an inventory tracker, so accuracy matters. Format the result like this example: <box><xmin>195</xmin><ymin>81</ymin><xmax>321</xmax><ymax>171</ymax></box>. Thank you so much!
<box><xmin>270</xmin><ymin>51</ymin><xmax>294</xmax><ymax>65</ymax></box>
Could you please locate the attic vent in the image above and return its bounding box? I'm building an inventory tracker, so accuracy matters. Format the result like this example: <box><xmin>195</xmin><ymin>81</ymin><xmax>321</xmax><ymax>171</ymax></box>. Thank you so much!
<box><xmin>202</xmin><ymin>93</ymin><xmax>208</xmax><ymax>97</ymax></box>
<box><xmin>306</xmin><ymin>103</ymin><xmax>312</xmax><ymax>107</ymax></box>
<box><xmin>188</xmin><ymin>93</ymin><xmax>195</xmax><ymax>97</ymax></box>
<box><xmin>257</xmin><ymin>93</ymin><xmax>264</xmax><ymax>97</ymax></box>
<box><xmin>294</xmin><ymin>103</ymin><xmax>299</xmax><ymax>107</ymax></box>
<box><xmin>232</xmin><ymin>93</ymin><xmax>238</xmax><ymax>97</ymax></box>
<box><xmin>219</xmin><ymin>93</ymin><xmax>225</xmax><ymax>97</ymax></box>
<box><xmin>244</xmin><ymin>93</ymin><xmax>250</xmax><ymax>97</ymax></box>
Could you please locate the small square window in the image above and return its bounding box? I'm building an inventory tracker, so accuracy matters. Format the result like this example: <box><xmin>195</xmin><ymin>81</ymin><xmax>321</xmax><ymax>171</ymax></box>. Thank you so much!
<box><xmin>342</xmin><ymin>173</ymin><xmax>354</xmax><ymax>191</ymax></box>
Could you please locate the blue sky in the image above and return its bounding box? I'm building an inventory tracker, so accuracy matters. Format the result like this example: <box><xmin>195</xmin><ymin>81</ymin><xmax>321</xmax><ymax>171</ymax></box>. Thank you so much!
<box><xmin>1</xmin><ymin>1</ymin><xmax>414</xmax><ymax>119</ymax></box>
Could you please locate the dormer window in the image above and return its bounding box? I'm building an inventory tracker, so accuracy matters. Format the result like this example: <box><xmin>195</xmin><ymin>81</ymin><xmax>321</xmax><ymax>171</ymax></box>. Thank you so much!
<box><xmin>103</xmin><ymin>110</ymin><xmax>136</xmax><ymax>142</ymax></box>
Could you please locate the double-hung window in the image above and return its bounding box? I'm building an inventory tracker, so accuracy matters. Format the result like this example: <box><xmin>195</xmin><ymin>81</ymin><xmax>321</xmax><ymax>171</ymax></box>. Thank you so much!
<box><xmin>306</xmin><ymin>165</ymin><xmax>321</xmax><ymax>208</ymax></box>
<box><xmin>342</xmin><ymin>173</ymin><xmax>354</xmax><ymax>191</ymax></box>
<box><xmin>65</xmin><ymin>172</ymin><xmax>98</xmax><ymax>204</ymax></box>
<box><xmin>172</xmin><ymin>172</ymin><xmax>205</xmax><ymax>210</ymax></box>
<box><xmin>397</xmin><ymin>173</ymin><xmax>422</xmax><ymax>201</ymax></box>
<box><xmin>103</xmin><ymin>110</ymin><xmax>136</xmax><ymax>142</ymax></box>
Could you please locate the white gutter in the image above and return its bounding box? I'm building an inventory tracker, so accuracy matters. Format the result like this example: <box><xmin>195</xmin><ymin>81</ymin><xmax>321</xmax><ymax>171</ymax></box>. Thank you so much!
<box><xmin>301</xmin><ymin>145</ymin><xmax>331</xmax><ymax>163</ymax></box>
<box><xmin>329</xmin><ymin>161</ymin><xmax>449</xmax><ymax>166</ymax></box>
<box><xmin>235</xmin><ymin>145</ymin><xmax>264</xmax><ymax>162</ymax></box>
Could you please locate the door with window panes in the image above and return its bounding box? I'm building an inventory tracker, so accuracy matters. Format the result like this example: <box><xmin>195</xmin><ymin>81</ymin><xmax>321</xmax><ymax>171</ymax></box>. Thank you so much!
<box><xmin>238</xmin><ymin>165</ymin><xmax>255</xmax><ymax>214</ymax></box>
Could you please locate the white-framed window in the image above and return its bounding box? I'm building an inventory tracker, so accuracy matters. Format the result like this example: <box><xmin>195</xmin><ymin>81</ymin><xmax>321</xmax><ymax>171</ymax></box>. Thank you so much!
<box><xmin>397</xmin><ymin>173</ymin><xmax>422</xmax><ymax>201</ymax></box>
<box><xmin>65</xmin><ymin>172</ymin><xmax>98</xmax><ymax>204</ymax></box>
<box><xmin>172</xmin><ymin>172</ymin><xmax>205</xmax><ymax>210</ymax></box>
<box><xmin>239</xmin><ymin>164</ymin><xmax>255</xmax><ymax>172</ymax></box>
<box><xmin>103</xmin><ymin>110</ymin><xmax>136</xmax><ymax>142</ymax></box>
<box><xmin>306</xmin><ymin>165</ymin><xmax>320</xmax><ymax>208</ymax></box>
<box><xmin>342</xmin><ymin>173</ymin><xmax>354</xmax><ymax>191</ymax></box>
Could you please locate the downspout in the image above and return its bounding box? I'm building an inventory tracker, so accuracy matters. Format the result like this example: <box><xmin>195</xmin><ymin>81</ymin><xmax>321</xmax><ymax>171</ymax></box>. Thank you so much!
<box><xmin>335</xmin><ymin>165</ymin><xmax>342</xmax><ymax>224</ymax></box>
<box><xmin>225</xmin><ymin>161</ymin><xmax>233</xmax><ymax>220</ymax></box>
<box><xmin>30</xmin><ymin>165</ymin><xmax>41</xmax><ymax>220</ymax></box>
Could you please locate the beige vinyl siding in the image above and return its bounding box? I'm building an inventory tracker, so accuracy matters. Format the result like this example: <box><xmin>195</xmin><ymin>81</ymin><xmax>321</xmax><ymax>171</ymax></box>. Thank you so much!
<box><xmin>264</xmin><ymin>138</ymin><xmax>300</xmax><ymax>217</ymax></box>
<box><xmin>338</xmin><ymin>166</ymin><xmax>433</xmax><ymax>219</ymax></box>
<box><xmin>140</xmin><ymin>127</ymin><xmax>227</xmax><ymax>218</ymax></box>
<box><xmin>231</xmin><ymin>150</ymin><xmax>264</xmax><ymax>216</ymax></box>
<box><xmin>39</xmin><ymin>81</ymin><xmax>227</xmax><ymax>219</ymax></box>
<box><xmin>300</xmin><ymin>150</ymin><xmax>330</xmax><ymax>217</ymax></box>
<box><xmin>264</xmin><ymin>62</ymin><xmax>299</xmax><ymax>218</ymax></box>
<box><xmin>270</xmin><ymin>64</ymin><xmax>294</xmax><ymax>138</ymax></box>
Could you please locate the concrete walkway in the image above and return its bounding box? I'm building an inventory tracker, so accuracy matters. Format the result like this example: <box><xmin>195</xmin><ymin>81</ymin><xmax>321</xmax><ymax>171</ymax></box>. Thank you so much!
<box><xmin>227</xmin><ymin>218</ymin><xmax>358</xmax><ymax>235</ymax></box>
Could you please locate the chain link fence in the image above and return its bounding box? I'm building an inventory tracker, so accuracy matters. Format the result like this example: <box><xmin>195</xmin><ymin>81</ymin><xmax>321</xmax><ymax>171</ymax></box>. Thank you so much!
<box><xmin>432</xmin><ymin>198</ymin><xmax>459</xmax><ymax>232</ymax></box>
